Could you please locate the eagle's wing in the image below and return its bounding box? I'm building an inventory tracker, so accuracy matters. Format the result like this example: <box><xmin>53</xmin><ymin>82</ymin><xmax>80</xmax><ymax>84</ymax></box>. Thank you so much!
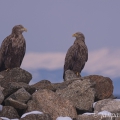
<box><xmin>19</xmin><ymin>40</ymin><xmax>26</xmax><ymax>66</ymax></box>
<box><xmin>0</xmin><ymin>36</ymin><xmax>12</xmax><ymax>71</ymax></box>
<box><xmin>63</xmin><ymin>43</ymin><xmax>80</xmax><ymax>79</ymax></box>
<box><xmin>80</xmin><ymin>44</ymin><xmax>88</xmax><ymax>71</ymax></box>
<box><xmin>85</xmin><ymin>45</ymin><xmax>88</xmax><ymax>62</ymax></box>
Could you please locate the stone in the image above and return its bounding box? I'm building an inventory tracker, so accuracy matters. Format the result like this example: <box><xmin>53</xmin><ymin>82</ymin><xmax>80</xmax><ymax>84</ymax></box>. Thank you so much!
<box><xmin>0</xmin><ymin>90</ymin><xmax>4</xmax><ymax>104</ymax></box>
<box><xmin>64</xmin><ymin>70</ymin><xmax>81</xmax><ymax>81</ymax></box>
<box><xmin>20</xmin><ymin>113</ymin><xmax>52</xmax><ymax>120</ymax></box>
<box><xmin>116</xmin><ymin>116</ymin><xmax>120</xmax><ymax>120</ymax></box>
<box><xmin>32</xmin><ymin>89</ymin><xmax>77</xmax><ymax>120</ymax></box>
<box><xmin>0</xmin><ymin>68</ymin><xmax>32</xmax><ymax>89</ymax></box>
<box><xmin>3</xmin><ymin>82</ymin><xmax>35</xmax><ymax>97</ymax></box>
<box><xmin>84</xmin><ymin>75</ymin><xmax>113</xmax><ymax>100</ymax></box>
<box><xmin>0</xmin><ymin>86</ymin><xmax>4</xmax><ymax>92</ymax></box>
<box><xmin>5</xmin><ymin>88</ymin><xmax>31</xmax><ymax>109</ymax></box>
<box><xmin>56</xmin><ymin>79</ymin><xmax>95</xmax><ymax>111</ymax></box>
<box><xmin>31</xmin><ymin>80</ymin><xmax>54</xmax><ymax>91</ymax></box>
<box><xmin>52</xmin><ymin>79</ymin><xmax>77</xmax><ymax>91</ymax></box>
<box><xmin>94</xmin><ymin>99</ymin><xmax>120</xmax><ymax>113</ymax></box>
<box><xmin>0</xmin><ymin>106</ymin><xmax>19</xmax><ymax>119</ymax></box>
<box><xmin>25</xmin><ymin>100</ymin><xmax>42</xmax><ymax>112</ymax></box>
<box><xmin>77</xmin><ymin>114</ymin><xmax>115</xmax><ymax>120</ymax></box>
<box><xmin>5</xmin><ymin>98</ymin><xmax>27</xmax><ymax>109</ymax></box>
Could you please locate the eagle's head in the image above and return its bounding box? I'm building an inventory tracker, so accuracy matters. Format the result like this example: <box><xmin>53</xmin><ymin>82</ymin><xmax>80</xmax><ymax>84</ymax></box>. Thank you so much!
<box><xmin>12</xmin><ymin>25</ymin><xmax>27</xmax><ymax>35</ymax></box>
<box><xmin>72</xmin><ymin>32</ymin><xmax>85</xmax><ymax>42</ymax></box>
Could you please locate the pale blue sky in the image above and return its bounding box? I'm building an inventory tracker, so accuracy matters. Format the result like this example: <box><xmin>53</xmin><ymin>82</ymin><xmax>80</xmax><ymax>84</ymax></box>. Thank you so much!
<box><xmin>0</xmin><ymin>0</ymin><xmax>120</xmax><ymax>53</ymax></box>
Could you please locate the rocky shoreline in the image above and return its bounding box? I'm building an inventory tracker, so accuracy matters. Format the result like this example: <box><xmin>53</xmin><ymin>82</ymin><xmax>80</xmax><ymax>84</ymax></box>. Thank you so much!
<box><xmin>0</xmin><ymin>68</ymin><xmax>119</xmax><ymax>120</ymax></box>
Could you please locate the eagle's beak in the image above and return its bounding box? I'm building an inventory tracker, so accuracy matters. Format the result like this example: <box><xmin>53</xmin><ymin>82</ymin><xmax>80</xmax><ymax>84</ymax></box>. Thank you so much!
<box><xmin>21</xmin><ymin>28</ymin><xmax>27</xmax><ymax>32</ymax></box>
<box><xmin>72</xmin><ymin>33</ymin><xmax>76</xmax><ymax>37</ymax></box>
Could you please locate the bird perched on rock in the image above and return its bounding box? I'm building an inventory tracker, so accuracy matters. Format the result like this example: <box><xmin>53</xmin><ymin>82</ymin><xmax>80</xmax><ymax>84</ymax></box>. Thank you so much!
<box><xmin>0</xmin><ymin>25</ymin><xmax>27</xmax><ymax>72</ymax></box>
<box><xmin>63</xmin><ymin>32</ymin><xmax>88</xmax><ymax>79</ymax></box>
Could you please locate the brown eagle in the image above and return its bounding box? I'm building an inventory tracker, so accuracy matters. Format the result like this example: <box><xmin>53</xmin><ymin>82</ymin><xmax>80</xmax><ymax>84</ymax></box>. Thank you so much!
<box><xmin>0</xmin><ymin>25</ymin><xmax>27</xmax><ymax>72</ymax></box>
<box><xmin>63</xmin><ymin>32</ymin><xmax>88</xmax><ymax>79</ymax></box>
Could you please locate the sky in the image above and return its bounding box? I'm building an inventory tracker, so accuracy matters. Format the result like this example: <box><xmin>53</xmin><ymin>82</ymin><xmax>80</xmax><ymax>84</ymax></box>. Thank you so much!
<box><xmin>0</xmin><ymin>1</ymin><xmax>120</xmax><ymax>83</ymax></box>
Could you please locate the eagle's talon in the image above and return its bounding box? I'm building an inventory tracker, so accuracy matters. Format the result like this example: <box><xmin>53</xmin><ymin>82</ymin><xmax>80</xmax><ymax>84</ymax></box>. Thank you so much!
<box><xmin>76</xmin><ymin>72</ymin><xmax>79</xmax><ymax>76</ymax></box>
<box><xmin>6</xmin><ymin>68</ymin><xmax>10</xmax><ymax>71</ymax></box>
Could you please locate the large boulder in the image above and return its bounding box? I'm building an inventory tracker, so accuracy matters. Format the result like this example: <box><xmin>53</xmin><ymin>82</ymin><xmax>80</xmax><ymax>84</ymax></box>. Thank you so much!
<box><xmin>5</xmin><ymin>88</ymin><xmax>31</xmax><ymax>109</ymax></box>
<box><xmin>0</xmin><ymin>106</ymin><xmax>19</xmax><ymax>119</ymax></box>
<box><xmin>5</xmin><ymin>98</ymin><xmax>28</xmax><ymax>110</ymax></box>
<box><xmin>116</xmin><ymin>117</ymin><xmax>120</xmax><ymax>120</ymax></box>
<box><xmin>0</xmin><ymin>90</ymin><xmax>4</xmax><ymax>104</ymax></box>
<box><xmin>0</xmin><ymin>67</ymin><xmax>32</xmax><ymax>89</ymax></box>
<box><xmin>94</xmin><ymin>99</ymin><xmax>120</xmax><ymax>113</ymax></box>
<box><xmin>25</xmin><ymin>100</ymin><xmax>42</xmax><ymax>112</ymax></box>
<box><xmin>32</xmin><ymin>89</ymin><xmax>77</xmax><ymax>120</ymax></box>
<box><xmin>64</xmin><ymin>70</ymin><xmax>81</xmax><ymax>81</ymax></box>
<box><xmin>84</xmin><ymin>75</ymin><xmax>113</xmax><ymax>100</ymax></box>
<box><xmin>3</xmin><ymin>82</ymin><xmax>35</xmax><ymax>97</ymax></box>
<box><xmin>77</xmin><ymin>113</ymin><xmax>114</xmax><ymax>120</ymax></box>
<box><xmin>31</xmin><ymin>80</ymin><xmax>54</xmax><ymax>91</ymax></box>
<box><xmin>56</xmin><ymin>79</ymin><xmax>95</xmax><ymax>111</ymax></box>
<box><xmin>52</xmin><ymin>79</ymin><xmax>77</xmax><ymax>91</ymax></box>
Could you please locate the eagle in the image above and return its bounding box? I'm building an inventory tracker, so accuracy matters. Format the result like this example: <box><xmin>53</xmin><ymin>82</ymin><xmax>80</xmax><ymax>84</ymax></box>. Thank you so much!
<box><xmin>63</xmin><ymin>32</ymin><xmax>88</xmax><ymax>79</ymax></box>
<box><xmin>0</xmin><ymin>25</ymin><xmax>27</xmax><ymax>72</ymax></box>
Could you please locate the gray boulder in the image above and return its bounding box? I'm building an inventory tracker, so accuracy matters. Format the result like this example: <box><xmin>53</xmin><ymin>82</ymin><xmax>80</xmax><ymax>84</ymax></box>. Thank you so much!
<box><xmin>116</xmin><ymin>116</ymin><xmax>120</xmax><ymax>120</ymax></box>
<box><xmin>0</xmin><ymin>90</ymin><xmax>4</xmax><ymax>104</ymax></box>
<box><xmin>5</xmin><ymin>88</ymin><xmax>31</xmax><ymax>109</ymax></box>
<box><xmin>0</xmin><ymin>86</ymin><xmax>4</xmax><ymax>91</ymax></box>
<box><xmin>5</xmin><ymin>98</ymin><xmax>28</xmax><ymax>109</ymax></box>
<box><xmin>0</xmin><ymin>106</ymin><xmax>19</xmax><ymax>119</ymax></box>
<box><xmin>94</xmin><ymin>99</ymin><xmax>120</xmax><ymax>113</ymax></box>
<box><xmin>84</xmin><ymin>75</ymin><xmax>113</xmax><ymax>100</ymax></box>
<box><xmin>0</xmin><ymin>67</ymin><xmax>32</xmax><ymax>89</ymax></box>
<box><xmin>25</xmin><ymin>100</ymin><xmax>42</xmax><ymax>113</ymax></box>
<box><xmin>3</xmin><ymin>82</ymin><xmax>35</xmax><ymax>97</ymax></box>
<box><xmin>56</xmin><ymin>79</ymin><xmax>95</xmax><ymax>111</ymax></box>
<box><xmin>31</xmin><ymin>80</ymin><xmax>55</xmax><ymax>91</ymax></box>
<box><xmin>77</xmin><ymin>113</ymin><xmax>115</xmax><ymax>120</ymax></box>
<box><xmin>52</xmin><ymin>79</ymin><xmax>77</xmax><ymax>91</ymax></box>
<box><xmin>64</xmin><ymin>70</ymin><xmax>81</xmax><ymax>81</ymax></box>
<box><xmin>32</xmin><ymin>89</ymin><xmax>77</xmax><ymax>120</ymax></box>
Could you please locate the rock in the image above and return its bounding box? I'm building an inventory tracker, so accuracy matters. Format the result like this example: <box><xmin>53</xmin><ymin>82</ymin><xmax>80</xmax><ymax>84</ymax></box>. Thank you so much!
<box><xmin>20</xmin><ymin>113</ymin><xmax>52</xmax><ymax>120</ymax></box>
<box><xmin>56</xmin><ymin>79</ymin><xmax>95</xmax><ymax>111</ymax></box>
<box><xmin>52</xmin><ymin>79</ymin><xmax>77</xmax><ymax>91</ymax></box>
<box><xmin>0</xmin><ymin>68</ymin><xmax>32</xmax><ymax>89</ymax></box>
<box><xmin>26</xmin><ymin>100</ymin><xmax>42</xmax><ymax>112</ymax></box>
<box><xmin>3</xmin><ymin>82</ymin><xmax>35</xmax><ymax>97</ymax></box>
<box><xmin>5</xmin><ymin>98</ymin><xmax>27</xmax><ymax>109</ymax></box>
<box><xmin>0</xmin><ymin>86</ymin><xmax>4</xmax><ymax>92</ymax></box>
<box><xmin>0</xmin><ymin>106</ymin><xmax>19</xmax><ymax>119</ymax></box>
<box><xmin>77</xmin><ymin>114</ymin><xmax>115</xmax><ymax>120</ymax></box>
<box><xmin>7</xmin><ymin>88</ymin><xmax>31</xmax><ymax>103</ymax></box>
<box><xmin>0</xmin><ymin>90</ymin><xmax>4</xmax><ymax>104</ymax></box>
<box><xmin>64</xmin><ymin>70</ymin><xmax>81</xmax><ymax>81</ymax></box>
<box><xmin>94</xmin><ymin>99</ymin><xmax>120</xmax><ymax>113</ymax></box>
<box><xmin>31</xmin><ymin>80</ymin><xmax>54</xmax><ymax>91</ymax></box>
<box><xmin>32</xmin><ymin>89</ymin><xmax>77</xmax><ymax>120</ymax></box>
<box><xmin>116</xmin><ymin>116</ymin><xmax>120</xmax><ymax>120</ymax></box>
<box><xmin>84</xmin><ymin>75</ymin><xmax>113</xmax><ymax>100</ymax></box>
<box><xmin>5</xmin><ymin>88</ymin><xmax>31</xmax><ymax>109</ymax></box>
